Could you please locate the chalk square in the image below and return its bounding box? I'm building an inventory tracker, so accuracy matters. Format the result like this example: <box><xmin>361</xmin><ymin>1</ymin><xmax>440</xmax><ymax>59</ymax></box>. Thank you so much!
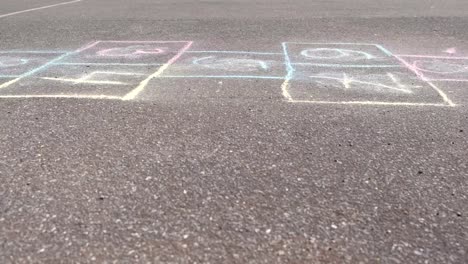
<box><xmin>59</xmin><ymin>41</ymin><xmax>192</xmax><ymax>65</ymax></box>
<box><xmin>283</xmin><ymin>43</ymin><xmax>398</xmax><ymax>67</ymax></box>
<box><xmin>397</xmin><ymin>55</ymin><xmax>468</xmax><ymax>82</ymax></box>
<box><xmin>0</xmin><ymin>64</ymin><xmax>155</xmax><ymax>98</ymax></box>
<box><xmin>0</xmin><ymin>52</ymin><xmax>67</xmax><ymax>77</ymax></box>
<box><xmin>160</xmin><ymin>52</ymin><xmax>285</xmax><ymax>79</ymax></box>
<box><xmin>285</xmin><ymin>66</ymin><xmax>448</xmax><ymax>105</ymax></box>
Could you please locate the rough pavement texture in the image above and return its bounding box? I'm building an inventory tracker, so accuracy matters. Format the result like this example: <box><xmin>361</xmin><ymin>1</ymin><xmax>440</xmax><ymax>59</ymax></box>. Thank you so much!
<box><xmin>0</xmin><ymin>0</ymin><xmax>467</xmax><ymax>263</ymax></box>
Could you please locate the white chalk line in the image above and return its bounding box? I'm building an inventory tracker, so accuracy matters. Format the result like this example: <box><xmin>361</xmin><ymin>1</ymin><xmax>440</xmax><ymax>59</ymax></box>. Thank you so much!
<box><xmin>122</xmin><ymin>41</ymin><xmax>193</xmax><ymax>100</ymax></box>
<box><xmin>281</xmin><ymin>43</ymin><xmax>294</xmax><ymax>102</ymax></box>
<box><xmin>281</xmin><ymin>78</ymin><xmax>293</xmax><ymax>101</ymax></box>
<box><xmin>41</xmin><ymin>77</ymin><xmax>129</xmax><ymax>85</ymax></box>
<box><xmin>0</xmin><ymin>0</ymin><xmax>82</xmax><ymax>19</ymax></box>
<box><xmin>289</xmin><ymin>100</ymin><xmax>451</xmax><ymax>107</ymax></box>
<box><xmin>0</xmin><ymin>94</ymin><xmax>122</xmax><ymax>100</ymax></box>
<box><xmin>41</xmin><ymin>71</ymin><xmax>147</xmax><ymax>85</ymax></box>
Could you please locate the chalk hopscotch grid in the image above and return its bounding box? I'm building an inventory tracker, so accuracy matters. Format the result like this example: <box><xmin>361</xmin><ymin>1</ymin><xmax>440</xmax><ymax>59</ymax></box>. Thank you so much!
<box><xmin>0</xmin><ymin>41</ymin><xmax>459</xmax><ymax>106</ymax></box>
<box><xmin>281</xmin><ymin>42</ymin><xmax>455</xmax><ymax>107</ymax></box>
<box><xmin>0</xmin><ymin>41</ymin><xmax>194</xmax><ymax>100</ymax></box>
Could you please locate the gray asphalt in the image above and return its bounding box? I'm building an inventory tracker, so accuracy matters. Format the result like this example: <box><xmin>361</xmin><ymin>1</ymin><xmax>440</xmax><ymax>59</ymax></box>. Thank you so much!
<box><xmin>0</xmin><ymin>0</ymin><xmax>467</xmax><ymax>263</ymax></box>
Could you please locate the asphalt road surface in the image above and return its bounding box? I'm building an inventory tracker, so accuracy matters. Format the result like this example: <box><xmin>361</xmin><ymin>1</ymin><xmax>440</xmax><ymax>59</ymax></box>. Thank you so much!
<box><xmin>0</xmin><ymin>0</ymin><xmax>467</xmax><ymax>263</ymax></box>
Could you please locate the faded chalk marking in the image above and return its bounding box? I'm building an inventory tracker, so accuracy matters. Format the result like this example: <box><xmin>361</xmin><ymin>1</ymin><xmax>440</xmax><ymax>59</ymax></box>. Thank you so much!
<box><xmin>281</xmin><ymin>42</ymin><xmax>295</xmax><ymax>101</ymax></box>
<box><xmin>308</xmin><ymin>74</ymin><xmax>413</xmax><ymax>93</ymax></box>
<box><xmin>285</xmin><ymin>42</ymin><xmax>380</xmax><ymax>46</ymax></box>
<box><xmin>387</xmin><ymin>73</ymin><xmax>420</xmax><ymax>90</ymax></box>
<box><xmin>398</xmin><ymin>55</ymin><xmax>468</xmax><ymax>83</ymax></box>
<box><xmin>0</xmin><ymin>54</ymin><xmax>70</xmax><ymax>89</ymax></box>
<box><xmin>0</xmin><ymin>94</ymin><xmax>122</xmax><ymax>100</ymax></box>
<box><xmin>0</xmin><ymin>75</ymin><xmax>20</xmax><ymax>78</ymax></box>
<box><xmin>444</xmin><ymin>48</ymin><xmax>457</xmax><ymax>54</ymax></box>
<box><xmin>281</xmin><ymin>43</ymin><xmax>453</xmax><ymax>106</ymax></box>
<box><xmin>42</xmin><ymin>77</ymin><xmax>128</xmax><ymax>86</ymax></box>
<box><xmin>280</xmin><ymin>42</ymin><xmax>404</xmax><ymax>103</ymax></box>
<box><xmin>0</xmin><ymin>41</ymin><xmax>101</xmax><ymax>90</ymax></box>
<box><xmin>281</xmin><ymin>78</ymin><xmax>292</xmax><ymax>101</ymax></box>
<box><xmin>96</xmin><ymin>47</ymin><xmax>166</xmax><ymax>57</ymax></box>
<box><xmin>0</xmin><ymin>0</ymin><xmax>82</xmax><ymax>19</ymax></box>
<box><xmin>289</xmin><ymin>100</ymin><xmax>449</xmax><ymax>107</ymax></box>
<box><xmin>0</xmin><ymin>42</ymin><xmax>461</xmax><ymax>105</ymax></box>
<box><xmin>42</xmin><ymin>71</ymin><xmax>146</xmax><ymax>85</ymax></box>
<box><xmin>192</xmin><ymin>56</ymin><xmax>270</xmax><ymax>71</ymax></box>
<box><xmin>0</xmin><ymin>58</ymin><xmax>29</xmax><ymax>68</ymax></box>
<box><xmin>193</xmin><ymin>56</ymin><xmax>214</xmax><ymax>65</ymax></box>
<box><xmin>104</xmin><ymin>41</ymin><xmax>188</xmax><ymax>43</ymax></box>
<box><xmin>54</xmin><ymin>62</ymin><xmax>164</xmax><ymax>66</ymax></box>
<box><xmin>161</xmin><ymin>75</ymin><xmax>284</xmax><ymax>79</ymax></box>
<box><xmin>374</xmin><ymin>45</ymin><xmax>394</xmax><ymax>57</ymax></box>
<box><xmin>0</xmin><ymin>51</ymin><xmax>70</xmax><ymax>54</ymax></box>
<box><xmin>301</xmin><ymin>48</ymin><xmax>375</xmax><ymax>60</ymax></box>
<box><xmin>342</xmin><ymin>73</ymin><xmax>351</xmax><ymax>89</ymax></box>
<box><xmin>292</xmin><ymin>63</ymin><xmax>399</xmax><ymax>68</ymax></box>
<box><xmin>412</xmin><ymin>60</ymin><xmax>468</xmax><ymax>74</ymax></box>
<box><xmin>396</xmin><ymin>55</ymin><xmax>468</xmax><ymax>60</ymax></box>
<box><xmin>426</xmin><ymin>78</ymin><xmax>468</xmax><ymax>82</ymax></box>
<box><xmin>395</xmin><ymin>55</ymin><xmax>455</xmax><ymax>106</ymax></box>
<box><xmin>187</xmin><ymin>51</ymin><xmax>282</xmax><ymax>55</ymax></box>
<box><xmin>122</xmin><ymin>41</ymin><xmax>193</xmax><ymax>100</ymax></box>
<box><xmin>92</xmin><ymin>71</ymin><xmax>146</xmax><ymax>76</ymax></box>
<box><xmin>292</xmin><ymin>63</ymin><xmax>400</xmax><ymax>68</ymax></box>
<box><xmin>74</xmin><ymin>41</ymin><xmax>103</xmax><ymax>52</ymax></box>
<box><xmin>285</xmin><ymin>43</ymin><xmax>393</xmax><ymax>57</ymax></box>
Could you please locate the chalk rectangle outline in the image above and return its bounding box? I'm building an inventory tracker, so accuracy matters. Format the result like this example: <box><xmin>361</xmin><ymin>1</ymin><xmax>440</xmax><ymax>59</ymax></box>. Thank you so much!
<box><xmin>281</xmin><ymin>42</ymin><xmax>455</xmax><ymax>106</ymax></box>
<box><xmin>396</xmin><ymin>54</ymin><xmax>468</xmax><ymax>83</ymax></box>
<box><xmin>186</xmin><ymin>51</ymin><xmax>283</xmax><ymax>55</ymax></box>
<box><xmin>0</xmin><ymin>40</ymin><xmax>194</xmax><ymax>100</ymax></box>
<box><xmin>283</xmin><ymin>42</ymin><xmax>394</xmax><ymax>56</ymax></box>
<box><xmin>161</xmin><ymin>75</ymin><xmax>284</xmax><ymax>79</ymax></box>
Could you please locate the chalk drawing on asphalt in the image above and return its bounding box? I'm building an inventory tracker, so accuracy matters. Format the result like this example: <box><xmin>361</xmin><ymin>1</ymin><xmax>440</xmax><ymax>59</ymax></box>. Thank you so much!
<box><xmin>0</xmin><ymin>41</ymin><xmax>460</xmax><ymax>106</ymax></box>
<box><xmin>396</xmin><ymin>55</ymin><xmax>468</xmax><ymax>82</ymax></box>
<box><xmin>282</xmin><ymin>42</ymin><xmax>455</xmax><ymax>106</ymax></box>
